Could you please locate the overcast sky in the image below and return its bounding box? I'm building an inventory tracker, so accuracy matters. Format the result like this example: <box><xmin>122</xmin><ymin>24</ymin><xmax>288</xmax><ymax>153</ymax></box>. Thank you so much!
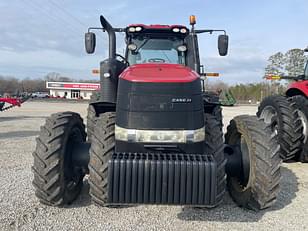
<box><xmin>0</xmin><ymin>0</ymin><xmax>307</xmax><ymax>84</ymax></box>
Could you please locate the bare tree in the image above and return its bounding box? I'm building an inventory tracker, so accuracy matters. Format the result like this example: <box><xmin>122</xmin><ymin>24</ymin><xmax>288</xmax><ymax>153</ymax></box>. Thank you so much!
<box><xmin>265</xmin><ymin>52</ymin><xmax>284</xmax><ymax>76</ymax></box>
<box><xmin>284</xmin><ymin>49</ymin><xmax>307</xmax><ymax>76</ymax></box>
<box><xmin>264</xmin><ymin>48</ymin><xmax>308</xmax><ymax>77</ymax></box>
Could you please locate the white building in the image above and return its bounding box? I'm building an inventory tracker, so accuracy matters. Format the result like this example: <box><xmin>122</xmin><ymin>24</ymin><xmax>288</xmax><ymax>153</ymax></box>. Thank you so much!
<box><xmin>46</xmin><ymin>82</ymin><xmax>100</xmax><ymax>100</ymax></box>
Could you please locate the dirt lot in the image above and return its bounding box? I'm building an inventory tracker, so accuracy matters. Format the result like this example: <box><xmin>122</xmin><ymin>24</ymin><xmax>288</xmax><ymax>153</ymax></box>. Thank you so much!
<box><xmin>1</xmin><ymin>101</ymin><xmax>308</xmax><ymax>231</ymax></box>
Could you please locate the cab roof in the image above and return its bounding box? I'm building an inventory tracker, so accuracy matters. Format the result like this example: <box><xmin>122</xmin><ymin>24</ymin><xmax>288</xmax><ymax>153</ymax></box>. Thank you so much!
<box><xmin>126</xmin><ymin>24</ymin><xmax>189</xmax><ymax>38</ymax></box>
<box><xmin>128</xmin><ymin>24</ymin><xmax>187</xmax><ymax>29</ymax></box>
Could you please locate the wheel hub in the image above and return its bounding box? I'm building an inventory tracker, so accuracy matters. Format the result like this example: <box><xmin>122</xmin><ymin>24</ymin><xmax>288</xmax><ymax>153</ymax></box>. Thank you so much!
<box><xmin>260</xmin><ymin>106</ymin><xmax>277</xmax><ymax>124</ymax></box>
<box><xmin>225</xmin><ymin>136</ymin><xmax>251</xmax><ymax>190</ymax></box>
<box><xmin>239</xmin><ymin>136</ymin><xmax>251</xmax><ymax>188</ymax></box>
<box><xmin>260</xmin><ymin>106</ymin><xmax>279</xmax><ymax>134</ymax></box>
<box><xmin>298</xmin><ymin>110</ymin><xmax>307</xmax><ymax>143</ymax></box>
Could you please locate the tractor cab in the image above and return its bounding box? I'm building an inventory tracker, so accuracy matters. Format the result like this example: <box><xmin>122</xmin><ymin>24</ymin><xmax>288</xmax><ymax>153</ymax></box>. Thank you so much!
<box><xmin>125</xmin><ymin>25</ymin><xmax>188</xmax><ymax>66</ymax></box>
<box><xmin>85</xmin><ymin>16</ymin><xmax>228</xmax><ymax>77</ymax></box>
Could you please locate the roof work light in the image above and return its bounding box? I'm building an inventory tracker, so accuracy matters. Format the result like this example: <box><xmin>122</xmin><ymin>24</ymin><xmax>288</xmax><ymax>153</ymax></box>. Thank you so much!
<box><xmin>189</xmin><ymin>15</ymin><xmax>196</xmax><ymax>25</ymax></box>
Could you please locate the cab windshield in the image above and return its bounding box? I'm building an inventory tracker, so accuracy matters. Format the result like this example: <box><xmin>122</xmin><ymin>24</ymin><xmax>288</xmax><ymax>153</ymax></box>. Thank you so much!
<box><xmin>127</xmin><ymin>38</ymin><xmax>186</xmax><ymax>65</ymax></box>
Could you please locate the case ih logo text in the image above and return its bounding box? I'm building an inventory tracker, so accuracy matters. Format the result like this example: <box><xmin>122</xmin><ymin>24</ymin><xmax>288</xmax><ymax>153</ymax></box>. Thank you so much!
<box><xmin>171</xmin><ymin>98</ymin><xmax>192</xmax><ymax>103</ymax></box>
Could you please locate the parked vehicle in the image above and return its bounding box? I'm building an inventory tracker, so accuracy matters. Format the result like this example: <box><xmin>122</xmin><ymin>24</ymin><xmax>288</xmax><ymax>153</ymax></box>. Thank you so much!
<box><xmin>31</xmin><ymin>92</ymin><xmax>49</xmax><ymax>98</ymax></box>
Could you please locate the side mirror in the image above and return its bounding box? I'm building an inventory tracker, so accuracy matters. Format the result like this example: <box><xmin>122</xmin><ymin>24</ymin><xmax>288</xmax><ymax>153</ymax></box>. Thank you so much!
<box><xmin>218</xmin><ymin>34</ymin><xmax>229</xmax><ymax>56</ymax></box>
<box><xmin>85</xmin><ymin>32</ymin><xmax>96</xmax><ymax>54</ymax></box>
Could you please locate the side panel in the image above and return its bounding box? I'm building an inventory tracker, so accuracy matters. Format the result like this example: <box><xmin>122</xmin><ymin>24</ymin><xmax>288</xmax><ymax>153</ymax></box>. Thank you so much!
<box><xmin>99</xmin><ymin>59</ymin><xmax>127</xmax><ymax>103</ymax></box>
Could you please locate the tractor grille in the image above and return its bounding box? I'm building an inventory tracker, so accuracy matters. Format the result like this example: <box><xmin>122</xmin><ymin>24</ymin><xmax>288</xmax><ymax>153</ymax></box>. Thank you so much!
<box><xmin>107</xmin><ymin>153</ymin><xmax>218</xmax><ymax>206</ymax></box>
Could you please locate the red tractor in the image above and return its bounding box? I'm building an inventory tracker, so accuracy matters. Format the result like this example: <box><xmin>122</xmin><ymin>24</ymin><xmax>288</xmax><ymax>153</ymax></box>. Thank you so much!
<box><xmin>0</xmin><ymin>95</ymin><xmax>29</xmax><ymax>112</ymax></box>
<box><xmin>32</xmin><ymin>15</ymin><xmax>281</xmax><ymax>211</ymax></box>
<box><xmin>257</xmin><ymin>48</ymin><xmax>308</xmax><ymax>162</ymax></box>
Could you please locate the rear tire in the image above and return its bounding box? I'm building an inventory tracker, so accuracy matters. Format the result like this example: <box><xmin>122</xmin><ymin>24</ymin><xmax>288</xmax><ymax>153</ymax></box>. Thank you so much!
<box><xmin>204</xmin><ymin>105</ymin><xmax>226</xmax><ymax>204</ymax></box>
<box><xmin>225</xmin><ymin>115</ymin><xmax>281</xmax><ymax>210</ymax></box>
<box><xmin>290</xmin><ymin>95</ymin><xmax>308</xmax><ymax>162</ymax></box>
<box><xmin>32</xmin><ymin>112</ymin><xmax>86</xmax><ymax>206</ymax></box>
<box><xmin>88</xmin><ymin>112</ymin><xmax>115</xmax><ymax>206</ymax></box>
<box><xmin>257</xmin><ymin>95</ymin><xmax>303</xmax><ymax>160</ymax></box>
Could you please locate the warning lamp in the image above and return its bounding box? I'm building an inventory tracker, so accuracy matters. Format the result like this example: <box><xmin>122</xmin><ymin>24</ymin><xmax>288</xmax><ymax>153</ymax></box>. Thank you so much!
<box><xmin>265</xmin><ymin>75</ymin><xmax>281</xmax><ymax>80</ymax></box>
<box><xmin>92</xmin><ymin>69</ymin><xmax>100</xmax><ymax>75</ymax></box>
<box><xmin>205</xmin><ymin>73</ymin><xmax>220</xmax><ymax>77</ymax></box>
<box><xmin>189</xmin><ymin>15</ymin><xmax>196</xmax><ymax>25</ymax></box>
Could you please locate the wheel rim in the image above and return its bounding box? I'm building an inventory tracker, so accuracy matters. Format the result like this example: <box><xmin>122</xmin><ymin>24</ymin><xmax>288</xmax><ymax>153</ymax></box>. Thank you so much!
<box><xmin>239</xmin><ymin>136</ymin><xmax>251</xmax><ymax>188</ymax></box>
<box><xmin>227</xmin><ymin>133</ymin><xmax>251</xmax><ymax>191</ymax></box>
<box><xmin>260</xmin><ymin>106</ymin><xmax>278</xmax><ymax>134</ymax></box>
<box><xmin>260</xmin><ymin>106</ymin><xmax>276</xmax><ymax>123</ymax></box>
<box><xmin>298</xmin><ymin>110</ymin><xmax>308</xmax><ymax>143</ymax></box>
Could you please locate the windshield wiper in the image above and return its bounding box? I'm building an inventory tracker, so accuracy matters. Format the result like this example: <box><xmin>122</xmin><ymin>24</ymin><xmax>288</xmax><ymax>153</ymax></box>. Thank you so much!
<box><xmin>135</xmin><ymin>38</ymin><xmax>150</xmax><ymax>53</ymax></box>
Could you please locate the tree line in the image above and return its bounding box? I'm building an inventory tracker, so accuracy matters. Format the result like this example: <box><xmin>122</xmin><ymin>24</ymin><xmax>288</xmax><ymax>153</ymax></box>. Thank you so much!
<box><xmin>206</xmin><ymin>80</ymin><xmax>287</xmax><ymax>103</ymax></box>
<box><xmin>265</xmin><ymin>48</ymin><xmax>307</xmax><ymax>77</ymax></box>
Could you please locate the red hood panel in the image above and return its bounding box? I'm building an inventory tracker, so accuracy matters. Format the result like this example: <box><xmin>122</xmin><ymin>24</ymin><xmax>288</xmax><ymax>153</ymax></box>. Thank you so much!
<box><xmin>120</xmin><ymin>64</ymin><xmax>199</xmax><ymax>83</ymax></box>
<box><xmin>288</xmin><ymin>80</ymin><xmax>308</xmax><ymax>96</ymax></box>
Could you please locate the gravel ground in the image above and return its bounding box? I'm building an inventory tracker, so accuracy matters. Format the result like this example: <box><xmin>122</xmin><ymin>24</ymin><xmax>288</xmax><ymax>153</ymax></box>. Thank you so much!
<box><xmin>1</xmin><ymin>101</ymin><xmax>308</xmax><ymax>231</ymax></box>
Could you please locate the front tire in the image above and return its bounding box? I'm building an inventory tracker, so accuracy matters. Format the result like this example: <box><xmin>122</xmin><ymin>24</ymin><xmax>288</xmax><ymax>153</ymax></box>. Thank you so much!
<box><xmin>88</xmin><ymin>112</ymin><xmax>115</xmax><ymax>206</ymax></box>
<box><xmin>32</xmin><ymin>112</ymin><xmax>86</xmax><ymax>206</ymax></box>
<box><xmin>203</xmin><ymin>105</ymin><xmax>226</xmax><ymax>204</ymax></box>
<box><xmin>225</xmin><ymin>115</ymin><xmax>281</xmax><ymax>210</ymax></box>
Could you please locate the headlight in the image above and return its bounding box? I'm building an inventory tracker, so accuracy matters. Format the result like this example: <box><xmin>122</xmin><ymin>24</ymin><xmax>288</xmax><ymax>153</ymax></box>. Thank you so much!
<box><xmin>172</xmin><ymin>28</ymin><xmax>180</xmax><ymax>33</ymax></box>
<box><xmin>128</xmin><ymin>26</ymin><xmax>142</xmax><ymax>32</ymax></box>
<box><xmin>128</xmin><ymin>43</ymin><xmax>137</xmax><ymax>51</ymax></box>
<box><xmin>115</xmin><ymin>125</ymin><xmax>205</xmax><ymax>143</ymax></box>
<box><xmin>103</xmin><ymin>72</ymin><xmax>111</xmax><ymax>78</ymax></box>
<box><xmin>128</xmin><ymin>27</ymin><xmax>136</xmax><ymax>32</ymax></box>
<box><xmin>135</xmin><ymin>26</ymin><xmax>142</xmax><ymax>31</ymax></box>
<box><xmin>177</xmin><ymin>45</ymin><xmax>187</xmax><ymax>52</ymax></box>
<box><xmin>180</xmin><ymin>28</ymin><xmax>187</xmax><ymax>33</ymax></box>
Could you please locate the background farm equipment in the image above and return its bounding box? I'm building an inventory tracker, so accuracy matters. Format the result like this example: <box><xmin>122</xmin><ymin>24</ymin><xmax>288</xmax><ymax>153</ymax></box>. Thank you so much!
<box><xmin>257</xmin><ymin>47</ymin><xmax>308</xmax><ymax>162</ymax></box>
<box><xmin>200</xmin><ymin>73</ymin><xmax>237</xmax><ymax>106</ymax></box>
<box><xmin>0</xmin><ymin>95</ymin><xmax>30</xmax><ymax>112</ymax></box>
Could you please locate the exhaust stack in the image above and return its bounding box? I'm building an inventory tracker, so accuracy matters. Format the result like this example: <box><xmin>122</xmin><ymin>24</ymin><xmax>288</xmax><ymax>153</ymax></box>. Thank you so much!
<box><xmin>100</xmin><ymin>15</ymin><xmax>116</xmax><ymax>59</ymax></box>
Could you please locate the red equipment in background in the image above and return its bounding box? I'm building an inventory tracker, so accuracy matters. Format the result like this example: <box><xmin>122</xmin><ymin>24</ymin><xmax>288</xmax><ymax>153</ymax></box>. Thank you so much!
<box><xmin>0</xmin><ymin>97</ymin><xmax>28</xmax><ymax>111</ymax></box>
<box><xmin>265</xmin><ymin>47</ymin><xmax>308</xmax><ymax>97</ymax></box>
